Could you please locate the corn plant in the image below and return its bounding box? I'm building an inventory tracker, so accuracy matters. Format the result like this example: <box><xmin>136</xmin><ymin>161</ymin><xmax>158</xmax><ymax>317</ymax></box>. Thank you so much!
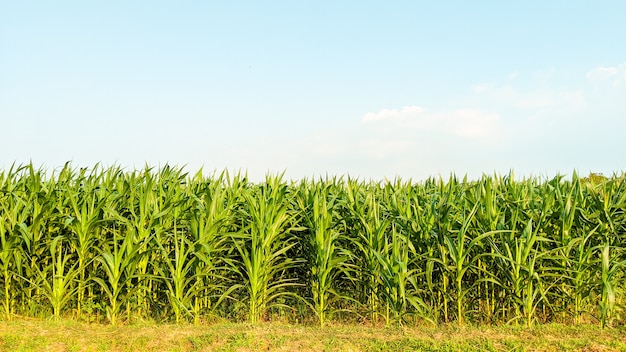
<box><xmin>378</xmin><ymin>179</ymin><xmax>435</xmax><ymax>326</ymax></box>
<box><xmin>428</xmin><ymin>176</ymin><xmax>461</xmax><ymax>324</ymax></box>
<box><xmin>0</xmin><ymin>165</ymin><xmax>29</xmax><ymax>320</ymax></box>
<box><xmin>229</xmin><ymin>174</ymin><xmax>302</xmax><ymax>323</ymax></box>
<box><xmin>186</xmin><ymin>171</ymin><xmax>244</xmax><ymax>323</ymax></box>
<box><xmin>17</xmin><ymin>165</ymin><xmax>61</xmax><ymax>316</ymax></box>
<box><xmin>0</xmin><ymin>163</ymin><xmax>624</xmax><ymax>326</ymax></box>
<box><xmin>92</xmin><ymin>223</ymin><xmax>146</xmax><ymax>325</ymax></box>
<box><xmin>373</xmin><ymin>224</ymin><xmax>434</xmax><ymax>326</ymax></box>
<box><xmin>440</xmin><ymin>201</ymin><xmax>498</xmax><ymax>326</ymax></box>
<box><xmin>296</xmin><ymin>179</ymin><xmax>353</xmax><ymax>326</ymax></box>
<box><xmin>343</xmin><ymin>179</ymin><xmax>390</xmax><ymax>324</ymax></box>
<box><xmin>599</xmin><ymin>242</ymin><xmax>626</xmax><ymax>328</ymax></box>
<box><xmin>35</xmin><ymin>236</ymin><xmax>78</xmax><ymax>319</ymax></box>
<box><xmin>155</xmin><ymin>222</ymin><xmax>197</xmax><ymax>323</ymax></box>
<box><xmin>60</xmin><ymin>165</ymin><xmax>107</xmax><ymax>319</ymax></box>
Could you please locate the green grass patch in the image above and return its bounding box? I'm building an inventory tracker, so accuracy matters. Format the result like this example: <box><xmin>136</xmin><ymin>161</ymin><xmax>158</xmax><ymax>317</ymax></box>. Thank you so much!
<box><xmin>0</xmin><ymin>319</ymin><xmax>625</xmax><ymax>351</ymax></box>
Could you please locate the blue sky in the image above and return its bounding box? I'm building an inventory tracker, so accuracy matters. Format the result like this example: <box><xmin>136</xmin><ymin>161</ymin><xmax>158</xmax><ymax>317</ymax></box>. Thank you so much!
<box><xmin>1</xmin><ymin>1</ymin><xmax>625</xmax><ymax>181</ymax></box>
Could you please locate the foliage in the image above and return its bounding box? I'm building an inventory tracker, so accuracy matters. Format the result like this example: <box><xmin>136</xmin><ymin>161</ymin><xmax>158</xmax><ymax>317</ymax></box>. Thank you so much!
<box><xmin>0</xmin><ymin>164</ymin><xmax>624</xmax><ymax>327</ymax></box>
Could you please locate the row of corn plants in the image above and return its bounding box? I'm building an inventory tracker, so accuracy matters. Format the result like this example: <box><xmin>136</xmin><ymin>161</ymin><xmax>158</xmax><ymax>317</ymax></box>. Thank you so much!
<box><xmin>0</xmin><ymin>164</ymin><xmax>624</xmax><ymax>327</ymax></box>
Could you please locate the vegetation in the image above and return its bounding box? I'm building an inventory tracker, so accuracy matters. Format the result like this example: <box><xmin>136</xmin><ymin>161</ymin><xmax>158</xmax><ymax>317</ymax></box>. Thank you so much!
<box><xmin>0</xmin><ymin>163</ymin><xmax>624</xmax><ymax>328</ymax></box>
<box><xmin>1</xmin><ymin>319</ymin><xmax>626</xmax><ymax>351</ymax></box>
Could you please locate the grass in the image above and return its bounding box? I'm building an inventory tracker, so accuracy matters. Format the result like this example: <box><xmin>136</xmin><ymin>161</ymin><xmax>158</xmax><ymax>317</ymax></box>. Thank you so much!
<box><xmin>0</xmin><ymin>319</ymin><xmax>625</xmax><ymax>351</ymax></box>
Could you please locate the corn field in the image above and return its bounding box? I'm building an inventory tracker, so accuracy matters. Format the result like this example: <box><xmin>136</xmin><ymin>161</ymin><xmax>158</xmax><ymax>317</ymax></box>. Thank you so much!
<box><xmin>0</xmin><ymin>164</ymin><xmax>624</xmax><ymax>327</ymax></box>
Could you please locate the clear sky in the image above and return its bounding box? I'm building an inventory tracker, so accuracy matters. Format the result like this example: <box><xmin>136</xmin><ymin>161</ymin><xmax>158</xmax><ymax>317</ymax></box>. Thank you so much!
<box><xmin>1</xmin><ymin>1</ymin><xmax>625</xmax><ymax>181</ymax></box>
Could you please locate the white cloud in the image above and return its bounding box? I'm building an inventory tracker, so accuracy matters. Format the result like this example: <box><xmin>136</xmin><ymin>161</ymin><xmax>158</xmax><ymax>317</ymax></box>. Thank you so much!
<box><xmin>361</xmin><ymin>106</ymin><xmax>502</xmax><ymax>142</ymax></box>
<box><xmin>586</xmin><ymin>62</ymin><xmax>626</xmax><ymax>86</ymax></box>
<box><xmin>273</xmin><ymin>63</ymin><xmax>625</xmax><ymax>181</ymax></box>
<box><xmin>516</xmin><ymin>89</ymin><xmax>585</xmax><ymax>112</ymax></box>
